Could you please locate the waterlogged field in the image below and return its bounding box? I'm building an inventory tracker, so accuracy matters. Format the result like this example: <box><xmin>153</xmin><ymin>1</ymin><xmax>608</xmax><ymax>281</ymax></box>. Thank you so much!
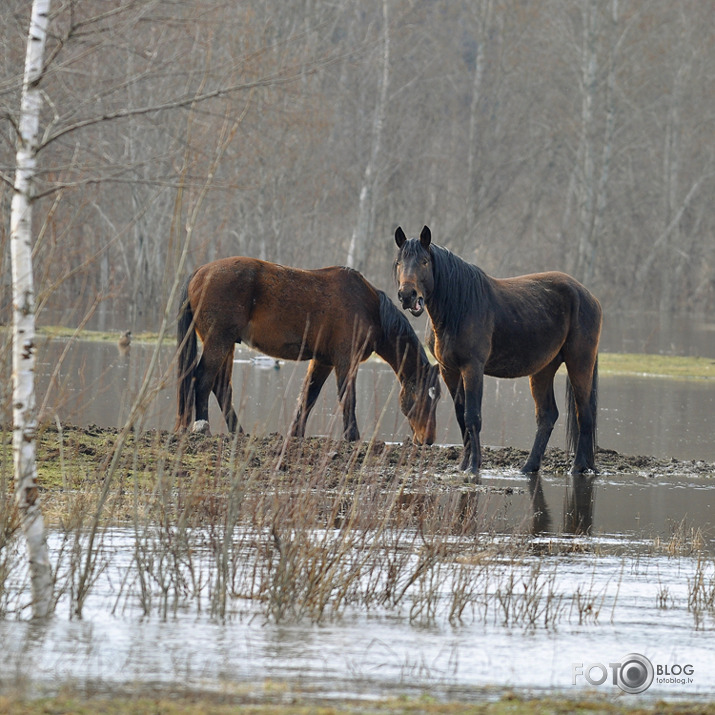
<box><xmin>2</xmin><ymin>317</ymin><xmax>715</xmax><ymax>711</ymax></box>
<box><xmin>1</xmin><ymin>427</ymin><xmax>715</xmax><ymax>712</ymax></box>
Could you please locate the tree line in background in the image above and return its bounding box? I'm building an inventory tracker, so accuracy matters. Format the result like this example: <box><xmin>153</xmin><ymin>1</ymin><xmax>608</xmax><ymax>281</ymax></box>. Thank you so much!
<box><xmin>1</xmin><ymin>0</ymin><xmax>714</xmax><ymax>330</ymax></box>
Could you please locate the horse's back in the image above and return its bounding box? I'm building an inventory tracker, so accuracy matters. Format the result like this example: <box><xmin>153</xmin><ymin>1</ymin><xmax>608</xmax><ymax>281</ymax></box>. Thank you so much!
<box><xmin>483</xmin><ymin>271</ymin><xmax>601</xmax><ymax>377</ymax></box>
<box><xmin>188</xmin><ymin>257</ymin><xmax>380</xmax><ymax>362</ymax></box>
<box><xmin>494</xmin><ymin>271</ymin><xmax>600</xmax><ymax>327</ymax></box>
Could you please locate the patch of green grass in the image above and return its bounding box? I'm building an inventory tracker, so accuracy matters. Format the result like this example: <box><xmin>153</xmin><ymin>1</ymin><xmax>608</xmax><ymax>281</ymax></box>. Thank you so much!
<box><xmin>600</xmin><ymin>352</ymin><xmax>715</xmax><ymax>380</ymax></box>
<box><xmin>0</xmin><ymin>691</ymin><xmax>713</xmax><ymax>715</ymax></box>
<box><xmin>28</xmin><ymin>426</ymin><xmax>216</xmax><ymax>493</ymax></box>
<box><xmin>35</xmin><ymin>325</ymin><xmax>160</xmax><ymax>343</ymax></box>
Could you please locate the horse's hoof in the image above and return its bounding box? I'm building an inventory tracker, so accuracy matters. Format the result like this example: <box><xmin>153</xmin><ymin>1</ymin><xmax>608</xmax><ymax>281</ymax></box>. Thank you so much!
<box><xmin>460</xmin><ymin>456</ymin><xmax>481</xmax><ymax>473</ymax></box>
<box><xmin>571</xmin><ymin>463</ymin><xmax>598</xmax><ymax>476</ymax></box>
<box><xmin>192</xmin><ymin>420</ymin><xmax>211</xmax><ymax>435</ymax></box>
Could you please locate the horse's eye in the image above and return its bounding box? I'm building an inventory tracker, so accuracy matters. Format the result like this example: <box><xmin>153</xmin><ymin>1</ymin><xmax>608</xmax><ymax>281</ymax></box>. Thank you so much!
<box><xmin>422</xmin><ymin>259</ymin><xmax>429</xmax><ymax>267</ymax></box>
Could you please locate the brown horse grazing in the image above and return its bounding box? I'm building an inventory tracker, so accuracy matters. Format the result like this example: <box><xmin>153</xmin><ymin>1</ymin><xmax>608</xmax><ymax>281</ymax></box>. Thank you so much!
<box><xmin>394</xmin><ymin>226</ymin><xmax>601</xmax><ymax>476</ymax></box>
<box><xmin>176</xmin><ymin>257</ymin><xmax>441</xmax><ymax>444</ymax></box>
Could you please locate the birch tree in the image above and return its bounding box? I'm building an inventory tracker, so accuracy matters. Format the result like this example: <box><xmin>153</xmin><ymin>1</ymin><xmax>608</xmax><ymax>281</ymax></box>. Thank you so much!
<box><xmin>346</xmin><ymin>0</ymin><xmax>389</xmax><ymax>272</ymax></box>
<box><xmin>10</xmin><ymin>0</ymin><xmax>53</xmax><ymax>619</ymax></box>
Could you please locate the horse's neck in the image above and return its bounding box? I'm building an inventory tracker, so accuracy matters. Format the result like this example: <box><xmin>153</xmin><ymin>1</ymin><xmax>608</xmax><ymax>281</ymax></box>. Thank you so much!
<box><xmin>430</xmin><ymin>255</ymin><xmax>492</xmax><ymax>330</ymax></box>
<box><xmin>376</xmin><ymin>337</ymin><xmax>422</xmax><ymax>384</ymax></box>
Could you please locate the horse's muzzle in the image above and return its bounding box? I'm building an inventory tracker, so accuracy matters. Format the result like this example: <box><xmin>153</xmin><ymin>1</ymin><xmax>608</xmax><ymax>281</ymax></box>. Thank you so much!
<box><xmin>398</xmin><ymin>286</ymin><xmax>425</xmax><ymax>317</ymax></box>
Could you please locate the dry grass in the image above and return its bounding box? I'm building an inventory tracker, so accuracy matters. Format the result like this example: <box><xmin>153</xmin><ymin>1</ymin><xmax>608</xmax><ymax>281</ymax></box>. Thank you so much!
<box><xmin>1</xmin><ymin>423</ymin><xmax>713</xmax><ymax>630</ymax></box>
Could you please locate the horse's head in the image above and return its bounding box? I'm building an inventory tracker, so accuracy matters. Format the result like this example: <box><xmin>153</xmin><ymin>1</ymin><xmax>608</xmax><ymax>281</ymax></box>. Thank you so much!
<box><xmin>399</xmin><ymin>361</ymin><xmax>441</xmax><ymax>445</ymax></box>
<box><xmin>394</xmin><ymin>225</ymin><xmax>433</xmax><ymax>318</ymax></box>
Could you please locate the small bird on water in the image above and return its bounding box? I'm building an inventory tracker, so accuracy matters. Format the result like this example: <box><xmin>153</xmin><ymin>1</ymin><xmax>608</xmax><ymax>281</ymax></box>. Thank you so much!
<box><xmin>118</xmin><ymin>330</ymin><xmax>132</xmax><ymax>356</ymax></box>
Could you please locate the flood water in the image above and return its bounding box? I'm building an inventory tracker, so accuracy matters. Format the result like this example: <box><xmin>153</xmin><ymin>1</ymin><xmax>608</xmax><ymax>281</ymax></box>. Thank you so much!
<box><xmin>2</xmin><ymin>312</ymin><xmax>714</xmax><ymax>703</ymax></box>
<box><xmin>2</xmin><ymin>470</ymin><xmax>715</xmax><ymax>701</ymax></box>
<box><xmin>33</xmin><ymin>316</ymin><xmax>715</xmax><ymax>462</ymax></box>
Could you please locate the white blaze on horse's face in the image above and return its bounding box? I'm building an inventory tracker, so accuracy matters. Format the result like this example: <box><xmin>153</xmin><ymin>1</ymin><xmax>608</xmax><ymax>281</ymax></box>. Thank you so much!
<box><xmin>399</xmin><ymin>365</ymin><xmax>440</xmax><ymax>446</ymax></box>
<box><xmin>394</xmin><ymin>226</ymin><xmax>434</xmax><ymax>318</ymax></box>
<box><xmin>402</xmin><ymin>386</ymin><xmax>436</xmax><ymax>445</ymax></box>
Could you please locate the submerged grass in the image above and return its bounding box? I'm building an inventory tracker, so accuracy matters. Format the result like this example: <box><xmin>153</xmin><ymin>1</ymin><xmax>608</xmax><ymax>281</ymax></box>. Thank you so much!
<box><xmin>0</xmin><ymin>422</ymin><xmax>709</xmax><ymax>630</ymax></box>
<box><xmin>0</xmin><ymin>423</ymin><xmax>712</xmax><ymax>625</ymax></box>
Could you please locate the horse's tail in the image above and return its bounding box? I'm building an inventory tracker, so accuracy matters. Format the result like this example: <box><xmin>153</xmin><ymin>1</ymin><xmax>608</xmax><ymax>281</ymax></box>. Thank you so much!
<box><xmin>175</xmin><ymin>274</ymin><xmax>197</xmax><ymax>431</ymax></box>
<box><xmin>566</xmin><ymin>356</ymin><xmax>598</xmax><ymax>460</ymax></box>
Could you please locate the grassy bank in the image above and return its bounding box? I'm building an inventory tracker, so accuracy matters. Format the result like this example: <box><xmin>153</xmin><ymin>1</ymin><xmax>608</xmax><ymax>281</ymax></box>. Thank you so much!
<box><xmin>599</xmin><ymin>353</ymin><xmax>715</xmax><ymax>380</ymax></box>
<box><xmin>1</xmin><ymin>690</ymin><xmax>714</xmax><ymax>715</ymax></box>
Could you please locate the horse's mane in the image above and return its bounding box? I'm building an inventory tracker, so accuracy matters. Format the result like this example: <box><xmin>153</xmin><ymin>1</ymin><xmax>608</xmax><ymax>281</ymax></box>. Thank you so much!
<box><xmin>376</xmin><ymin>290</ymin><xmax>429</xmax><ymax>369</ymax></box>
<box><xmin>428</xmin><ymin>243</ymin><xmax>492</xmax><ymax>334</ymax></box>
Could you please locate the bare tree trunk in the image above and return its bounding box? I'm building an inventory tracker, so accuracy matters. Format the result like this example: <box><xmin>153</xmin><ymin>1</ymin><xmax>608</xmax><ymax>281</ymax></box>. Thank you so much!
<box><xmin>573</xmin><ymin>0</ymin><xmax>598</xmax><ymax>284</ymax></box>
<box><xmin>572</xmin><ymin>0</ymin><xmax>618</xmax><ymax>286</ymax></box>
<box><xmin>10</xmin><ymin>0</ymin><xmax>53</xmax><ymax>620</ymax></box>
<box><xmin>465</xmin><ymin>0</ymin><xmax>492</xmax><ymax>233</ymax></box>
<box><xmin>346</xmin><ymin>0</ymin><xmax>389</xmax><ymax>272</ymax></box>
<box><xmin>592</xmin><ymin>0</ymin><xmax>617</xmax><ymax>265</ymax></box>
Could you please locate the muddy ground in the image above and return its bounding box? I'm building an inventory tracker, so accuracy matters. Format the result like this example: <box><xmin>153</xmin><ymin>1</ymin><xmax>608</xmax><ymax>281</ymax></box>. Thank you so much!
<box><xmin>31</xmin><ymin>424</ymin><xmax>715</xmax><ymax>493</ymax></box>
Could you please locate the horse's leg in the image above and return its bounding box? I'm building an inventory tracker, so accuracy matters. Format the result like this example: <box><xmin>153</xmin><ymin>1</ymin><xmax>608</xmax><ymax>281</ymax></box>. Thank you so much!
<box><xmin>335</xmin><ymin>363</ymin><xmax>359</xmax><ymax>441</ymax></box>
<box><xmin>460</xmin><ymin>363</ymin><xmax>484</xmax><ymax>476</ymax></box>
<box><xmin>564</xmin><ymin>355</ymin><xmax>598</xmax><ymax>474</ymax></box>
<box><xmin>212</xmin><ymin>347</ymin><xmax>242</xmax><ymax>433</ymax></box>
<box><xmin>522</xmin><ymin>359</ymin><xmax>561</xmax><ymax>473</ymax></box>
<box><xmin>290</xmin><ymin>359</ymin><xmax>333</xmax><ymax>438</ymax></box>
<box><xmin>193</xmin><ymin>339</ymin><xmax>231</xmax><ymax>434</ymax></box>
<box><xmin>441</xmin><ymin>367</ymin><xmax>470</xmax><ymax>469</ymax></box>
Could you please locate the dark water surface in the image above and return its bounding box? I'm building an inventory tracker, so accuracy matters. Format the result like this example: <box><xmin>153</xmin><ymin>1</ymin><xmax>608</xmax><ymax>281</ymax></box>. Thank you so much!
<box><xmin>34</xmin><ymin>334</ymin><xmax>715</xmax><ymax>462</ymax></box>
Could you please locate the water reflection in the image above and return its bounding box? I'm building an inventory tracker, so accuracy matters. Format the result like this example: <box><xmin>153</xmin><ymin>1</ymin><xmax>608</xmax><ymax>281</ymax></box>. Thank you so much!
<box><xmin>8</xmin><ymin>314</ymin><xmax>711</xmax><ymax>701</ymax></box>
<box><xmin>512</xmin><ymin>470</ymin><xmax>713</xmax><ymax>550</ymax></box>
<box><xmin>563</xmin><ymin>475</ymin><xmax>597</xmax><ymax>536</ymax></box>
<box><xmin>386</xmin><ymin>468</ymin><xmax>713</xmax><ymax>549</ymax></box>
<box><xmin>600</xmin><ymin>311</ymin><xmax>715</xmax><ymax>357</ymax></box>
<box><xmin>2</xmin><ymin>516</ymin><xmax>714</xmax><ymax>699</ymax></box>
<box><xmin>527</xmin><ymin>475</ymin><xmax>551</xmax><ymax>534</ymax></box>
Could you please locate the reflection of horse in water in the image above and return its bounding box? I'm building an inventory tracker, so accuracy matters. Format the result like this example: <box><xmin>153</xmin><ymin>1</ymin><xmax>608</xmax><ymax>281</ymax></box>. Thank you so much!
<box><xmin>563</xmin><ymin>474</ymin><xmax>596</xmax><ymax>535</ymax></box>
<box><xmin>527</xmin><ymin>474</ymin><xmax>596</xmax><ymax>535</ymax></box>
<box><xmin>349</xmin><ymin>473</ymin><xmax>596</xmax><ymax>538</ymax></box>
<box><xmin>394</xmin><ymin>489</ymin><xmax>483</xmax><ymax>537</ymax></box>
<box><xmin>528</xmin><ymin>475</ymin><xmax>552</xmax><ymax>534</ymax></box>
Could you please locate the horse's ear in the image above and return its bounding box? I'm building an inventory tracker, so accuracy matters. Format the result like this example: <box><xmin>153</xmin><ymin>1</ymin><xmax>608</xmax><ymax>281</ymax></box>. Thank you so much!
<box><xmin>395</xmin><ymin>226</ymin><xmax>407</xmax><ymax>248</ymax></box>
<box><xmin>420</xmin><ymin>225</ymin><xmax>431</xmax><ymax>249</ymax></box>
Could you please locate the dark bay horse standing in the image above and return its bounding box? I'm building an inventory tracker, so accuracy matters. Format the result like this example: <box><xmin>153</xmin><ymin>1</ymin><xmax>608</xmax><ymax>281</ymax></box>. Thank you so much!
<box><xmin>176</xmin><ymin>257</ymin><xmax>441</xmax><ymax>443</ymax></box>
<box><xmin>394</xmin><ymin>226</ymin><xmax>601</xmax><ymax>476</ymax></box>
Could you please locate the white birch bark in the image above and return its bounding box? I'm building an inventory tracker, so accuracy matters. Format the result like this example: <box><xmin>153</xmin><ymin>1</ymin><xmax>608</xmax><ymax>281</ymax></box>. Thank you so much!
<box><xmin>10</xmin><ymin>0</ymin><xmax>53</xmax><ymax>619</ymax></box>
